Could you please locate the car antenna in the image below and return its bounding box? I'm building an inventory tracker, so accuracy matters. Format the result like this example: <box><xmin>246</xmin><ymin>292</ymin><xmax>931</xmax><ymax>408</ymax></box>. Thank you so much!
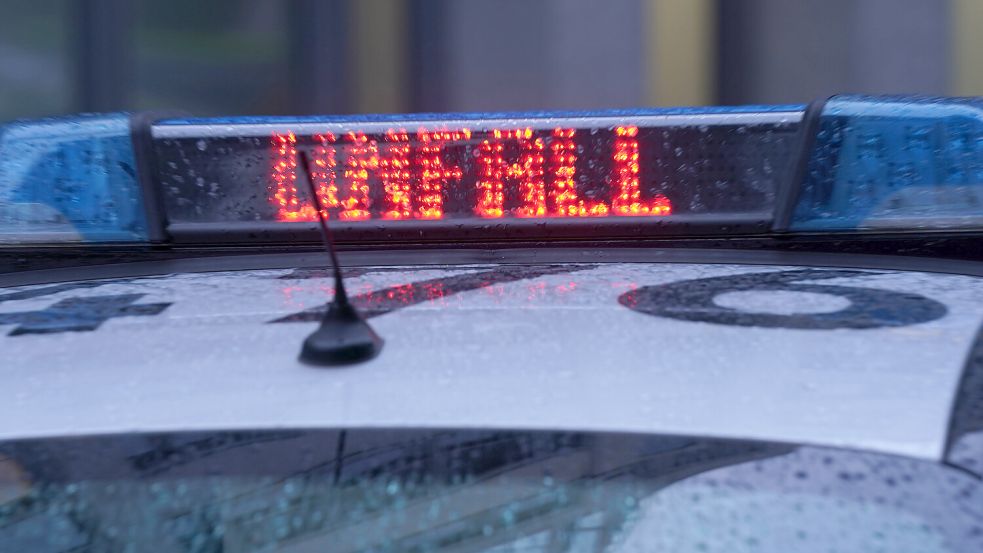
<box><xmin>294</xmin><ymin>149</ymin><xmax>383</xmax><ymax>366</ymax></box>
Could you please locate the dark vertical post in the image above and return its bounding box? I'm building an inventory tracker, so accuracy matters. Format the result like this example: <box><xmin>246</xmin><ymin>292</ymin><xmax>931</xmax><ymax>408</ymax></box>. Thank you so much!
<box><xmin>74</xmin><ymin>0</ymin><xmax>132</xmax><ymax>112</ymax></box>
<box><xmin>715</xmin><ymin>0</ymin><xmax>748</xmax><ymax>105</ymax></box>
<box><xmin>288</xmin><ymin>0</ymin><xmax>350</xmax><ymax>114</ymax></box>
<box><xmin>408</xmin><ymin>0</ymin><xmax>448</xmax><ymax>112</ymax></box>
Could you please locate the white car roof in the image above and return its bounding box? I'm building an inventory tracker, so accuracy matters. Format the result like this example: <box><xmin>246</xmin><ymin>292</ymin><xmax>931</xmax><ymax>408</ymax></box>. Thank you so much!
<box><xmin>2</xmin><ymin>261</ymin><xmax>981</xmax><ymax>461</ymax></box>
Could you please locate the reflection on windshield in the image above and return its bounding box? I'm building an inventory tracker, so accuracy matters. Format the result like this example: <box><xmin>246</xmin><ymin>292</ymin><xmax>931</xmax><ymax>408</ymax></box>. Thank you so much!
<box><xmin>0</xmin><ymin>429</ymin><xmax>980</xmax><ymax>552</ymax></box>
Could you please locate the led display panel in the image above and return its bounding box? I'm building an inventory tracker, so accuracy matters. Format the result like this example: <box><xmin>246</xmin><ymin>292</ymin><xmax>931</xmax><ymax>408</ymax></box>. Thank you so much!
<box><xmin>153</xmin><ymin>110</ymin><xmax>800</xmax><ymax>239</ymax></box>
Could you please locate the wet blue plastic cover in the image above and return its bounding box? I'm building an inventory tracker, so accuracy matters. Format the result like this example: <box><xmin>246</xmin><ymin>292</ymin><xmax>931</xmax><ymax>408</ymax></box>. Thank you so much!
<box><xmin>791</xmin><ymin>95</ymin><xmax>983</xmax><ymax>231</ymax></box>
<box><xmin>0</xmin><ymin>113</ymin><xmax>148</xmax><ymax>243</ymax></box>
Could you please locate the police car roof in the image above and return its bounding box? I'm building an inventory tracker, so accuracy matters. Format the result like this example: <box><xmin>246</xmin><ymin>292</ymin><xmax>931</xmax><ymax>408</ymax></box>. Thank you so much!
<box><xmin>1</xmin><ymin>249</ymin><xmax>981</xmax><ymax>467</ymax></box>
<box><xmin>2</xmin><ymin>94</ymin><xmax>983</xmax><ymax>475</ymax></box>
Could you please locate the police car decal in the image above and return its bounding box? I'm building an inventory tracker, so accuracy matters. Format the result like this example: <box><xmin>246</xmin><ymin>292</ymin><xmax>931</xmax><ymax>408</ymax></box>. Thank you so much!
<box><xmin>620</xmin><ymin>269</ymin><xmax>949</xmax><ymax>330</ymax></box>
<box><xmin>0</xmin><ymin>293</ymin><xmax>171</xmax><ymax>335</ymax></box>
<box><xmin>2</xmin><ymin>263</ymin><xmax>982</xmax><ymax>462</ymax></box>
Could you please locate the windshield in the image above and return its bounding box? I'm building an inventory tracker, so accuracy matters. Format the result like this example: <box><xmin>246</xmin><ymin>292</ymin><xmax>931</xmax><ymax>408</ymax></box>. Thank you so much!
<box><xmin>1</xmin><ymin>429</ymin><xmax>980</xmax><ymax>552</ymax></box>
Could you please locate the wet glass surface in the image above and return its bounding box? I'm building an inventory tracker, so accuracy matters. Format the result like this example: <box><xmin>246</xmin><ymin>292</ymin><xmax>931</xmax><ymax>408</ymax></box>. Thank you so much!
<box><xmin>0</xmin><ymin>113</ymin><xmax>148</xmax><ymax>243</ymax></box>
<box><xmin>793</xmin><ymin>95</ymin><xmax>983</xmax><ymax>231</ymax></box>
<box><xmin>1</xmin><ymin>429</ymin><xmax>980</xmax><ymax>552</ymax></box>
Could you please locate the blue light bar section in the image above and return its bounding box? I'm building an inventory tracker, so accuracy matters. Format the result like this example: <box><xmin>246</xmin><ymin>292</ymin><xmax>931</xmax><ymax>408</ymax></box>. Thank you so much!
<box><xmin>0</xmin><ymin>114</ymin><xmax>148</xmax><ymax>243</ymax></box>
<box><xmin>791</xmin><ymin>95</ymin><xmax>983</xmax><ymax>231</ymax></box>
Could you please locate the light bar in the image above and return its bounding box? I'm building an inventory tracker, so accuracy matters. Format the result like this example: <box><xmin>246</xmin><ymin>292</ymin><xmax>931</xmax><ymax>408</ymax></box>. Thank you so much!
<box><xmin>790</xmin><ymin>95</ymin><xmax>983</xmax><ymax>231</ymax></box>
<box><xmin>5</xmin><ymin>96</ymin><xmax>983</xmax><ymax>247</ymax></box>
<box><xmin>151</xmin><ymin>107</ymin><xmax>802</xmax><ymax>241</ymax></box>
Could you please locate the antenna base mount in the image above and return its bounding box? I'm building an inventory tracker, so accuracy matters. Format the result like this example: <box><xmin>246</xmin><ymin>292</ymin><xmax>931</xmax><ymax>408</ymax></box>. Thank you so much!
<box><xmin>299</xmin><ymin>301</ymin><xmax>384</xmax><ymax>366</ymax></box>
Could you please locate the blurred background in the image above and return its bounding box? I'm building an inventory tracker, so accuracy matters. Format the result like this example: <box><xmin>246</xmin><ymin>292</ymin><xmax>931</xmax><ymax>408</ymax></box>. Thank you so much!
<box><xmin>1</xmin><ymin>0</ymin><xmax>980</xmax><ymax>121</ymax></box>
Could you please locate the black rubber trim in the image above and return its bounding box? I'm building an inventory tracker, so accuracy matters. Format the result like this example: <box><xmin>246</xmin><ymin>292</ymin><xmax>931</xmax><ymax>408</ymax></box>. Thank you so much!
<box><xmin>3</xmin><ymin>247</ymin><xmax>983</xmax><ymax>288</ymax></box>
<box><xmin>6</xmin><ymin>230</ymin><xmax>983</xmax><ymax>274</ymax></box>
<box><xmin>772</xmin><ymin>97</ymin><xmax>830</xmax><ymax>233</ymax></box>
<box><xmin>129</xmin><ymin>111</ymin><xmax>188</xmax><ymax>244</ymax></box>
<box><xmin>165</xmin><ymin>214</ymin><xmax>772</xmax><ymax>245</ymax></box>
<box><xmin>944</xmin><ymin>322</ymin><xmax>983</xmax><ymax>477</ymax></box>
